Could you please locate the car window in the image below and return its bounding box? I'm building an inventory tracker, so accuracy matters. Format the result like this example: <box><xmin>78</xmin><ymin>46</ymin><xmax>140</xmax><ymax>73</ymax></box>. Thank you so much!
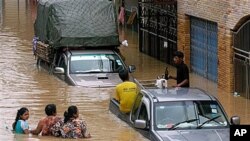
<box><xmin>154</xmin><ymin>101</ymin><xmax>229</xmax><ymax>130</ymax></box>
<box><xmin>138</xmin><ymin>103</ymin><xmax>148</xmax><ymax>121</ymax></box>
<box><xmin>58</xmin><ymin>55</ymin><xmax>67</xmax><ymax>72</ymax></box>
<box><xmin>131</xmin><ymin>92</ymin><xmax>143</xmax><ymax>122</ymax></box>
<box><xmin>70</xmin><ymin>54</ymin><xmax>125</xmax><ymax>73</ymax></box>
<box><xmin>195</xmin><ymin>101</ymin><xmax>228</xmax><ymax>126</ymax></box>
<box><xmin>155</xmin><ymin>102</ymin><xmax>187</xmax><ymax>129</ymax></box>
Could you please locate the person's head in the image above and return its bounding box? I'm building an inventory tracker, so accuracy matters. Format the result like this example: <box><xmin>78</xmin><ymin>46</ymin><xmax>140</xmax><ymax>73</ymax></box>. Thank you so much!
<box><xmin>64</xmin><ymin>105</ymin><xmax>79</xmax><ymax>123</ymax></box>
<box><xmin>173</xmin><ymin>51</ymin><xmax>184</xmax><ymax>65</ymax></box>
<box><xmin>119</xmin><ymin>69</ymin><xmax>129</xmax><ymax>82</ymax></box>
<box><xmin>12</xmin><ymin>107</ymin><xmax>29</xmax><ymax>130</ymax></box>
<box><xmin>45</xmin><ymin>104</ymin><xmax>57</xmax><ymax>116</ymax></box>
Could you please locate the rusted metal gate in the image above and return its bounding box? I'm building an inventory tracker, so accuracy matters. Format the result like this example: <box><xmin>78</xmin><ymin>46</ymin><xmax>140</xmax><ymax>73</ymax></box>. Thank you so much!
<box><xmin>190</xmin><ymin>17</ymin><xmax>218</xmax><ymax>82</ymax></box>
<box><xmin>233</xmin><ymin>20</ymin><xmax>250</xmax><ymax>98</ymax></box>
<box><xmin>138</xmin><ymin>0</ymin><xmax>177</xmax><ymax>64</ymax></box>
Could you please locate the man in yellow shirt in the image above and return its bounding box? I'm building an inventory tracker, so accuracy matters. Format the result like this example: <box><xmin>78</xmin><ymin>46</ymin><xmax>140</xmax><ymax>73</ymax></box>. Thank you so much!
<box><xmin>114</xmin><ymin>69</ymin><xmax>138</xmax><ymax>114</ymax></box>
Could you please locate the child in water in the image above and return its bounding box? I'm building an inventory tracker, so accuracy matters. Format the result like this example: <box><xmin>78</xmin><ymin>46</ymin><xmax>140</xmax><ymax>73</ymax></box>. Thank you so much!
<box><xmin>12</xmin><ymin>107</ymin><xmax>30</xmax><ymax>134</ymax></box>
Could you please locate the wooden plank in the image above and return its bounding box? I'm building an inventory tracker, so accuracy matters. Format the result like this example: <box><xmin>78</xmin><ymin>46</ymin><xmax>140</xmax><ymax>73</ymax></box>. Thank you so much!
<box><xmin>34</xmin><ymin>41</ymin><xmax>53</xmax><ymax>63</ymax></box>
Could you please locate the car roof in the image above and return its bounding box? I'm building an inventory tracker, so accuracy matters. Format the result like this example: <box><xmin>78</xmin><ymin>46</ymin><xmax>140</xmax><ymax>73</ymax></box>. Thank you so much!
<box><xmin>68</xmin><ymin>49</ymin><xmax>116</xmax><ymax>55</ymax></box>
<box><xmin>142</xmin><ymin>87</ymin><xmax>216</xmax><ymax>102</ymax></box>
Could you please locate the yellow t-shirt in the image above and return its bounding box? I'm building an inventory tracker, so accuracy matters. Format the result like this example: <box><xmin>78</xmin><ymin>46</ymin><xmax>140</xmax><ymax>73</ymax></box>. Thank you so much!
<box><xmin>115</xmin><ymin>81</ymin><xmax>138</xmax><ymax>113</ymax></box>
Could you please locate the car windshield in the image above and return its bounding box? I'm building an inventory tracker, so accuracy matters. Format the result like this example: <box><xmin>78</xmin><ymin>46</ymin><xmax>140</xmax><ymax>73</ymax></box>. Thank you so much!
<box><xmin>154</xmin><ymin>101</ymin><xmax>229</xmax><ymax>130</ymax></box>
<box><xmin>70</xmin><ymin>54</ymin><xmax>125</xmax><ymax>73</ymax></box>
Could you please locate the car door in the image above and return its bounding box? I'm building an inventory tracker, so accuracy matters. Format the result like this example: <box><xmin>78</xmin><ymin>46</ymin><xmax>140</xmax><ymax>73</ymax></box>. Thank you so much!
<box><xmin>137</xmin><ymin>102</ymin><xmax>150</xmax><ymax>139</ymax></box>
<box><xmin>130</xmin><ymin>92</ymin><xmax>151</xmax><ymax>139</ymax></box>
<box><xmin>130</xmin><ymin>92</ymin><xmax>143</xmax><ymax>123</ymax></box>
<box><xmin>55</xmin><ymin>54</ymin><xmax>67</xmax><ymax>81</ymax></box>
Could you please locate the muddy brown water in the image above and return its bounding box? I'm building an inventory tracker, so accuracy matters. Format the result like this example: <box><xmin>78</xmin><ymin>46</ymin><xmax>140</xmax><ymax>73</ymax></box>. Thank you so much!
<box><xmin>0</xmin><ymin>1</ymin><xmax>250</xmax><ymax>141</ymax></box>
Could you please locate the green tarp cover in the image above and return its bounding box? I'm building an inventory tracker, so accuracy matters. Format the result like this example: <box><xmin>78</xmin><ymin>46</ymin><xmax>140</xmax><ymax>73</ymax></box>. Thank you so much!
<box><xmin>34</xmin><ymin>0</ymin><xmax>119</xmax><ymax>48</ymax></box>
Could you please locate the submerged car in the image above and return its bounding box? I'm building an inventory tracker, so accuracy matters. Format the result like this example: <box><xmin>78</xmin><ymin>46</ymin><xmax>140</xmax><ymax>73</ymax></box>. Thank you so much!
<box><xmin>109</xmin><ymin>83</ymin><xmax>240</xmax><ymax>141</ymax></box>
<box><xmin>38</xmin><ymin>49</ymin><xmax>135</xmax><ymax>87</ymax></box>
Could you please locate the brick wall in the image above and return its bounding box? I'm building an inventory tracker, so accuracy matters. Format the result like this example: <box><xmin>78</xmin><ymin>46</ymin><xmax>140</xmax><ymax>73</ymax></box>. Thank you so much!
<box><xmin>177</xmin><ymin>0</ymin><xmax>250</xmax><ymax>93</ymax></box>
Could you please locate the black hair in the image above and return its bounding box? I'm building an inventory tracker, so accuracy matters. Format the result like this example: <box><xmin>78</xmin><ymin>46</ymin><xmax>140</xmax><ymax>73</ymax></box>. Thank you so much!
<box><xmin>119</xmin><ymin>69</ymin><xmax>129</xmax><ymax>81</ymax></box>
<box><xmin>64</xmin><ymin>105</ymin><xmax>78</xmax><ymax>123</ymax></box>
<box><xmin>12</xmin><ymin>107</ymin><xmax>29</xmax><ymax>130</ymax></box>
<box><xmin>45</xmin><ymin>104</ymin><xmax>56</xmax><ymax>116</ymax></box>
<box><xmin>174</xmin><ymin>51</ymin><xmax>184</xmax><ymax>58</ymax></box>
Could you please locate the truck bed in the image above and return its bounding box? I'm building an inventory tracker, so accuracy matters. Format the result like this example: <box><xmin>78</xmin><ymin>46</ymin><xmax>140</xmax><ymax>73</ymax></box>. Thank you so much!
<box><xmin>34</xmin><ymin>41</ymin><xmax>54</xmax><ymax>63</ymax></box>
<box><xmin>134</xmin><ymin>79</ymin><xmax>157</xmax><ymax>89</ymax></box>
<box><xmin>134</xmin><ymin>78</ymin><xmax>168</xmax><ymax>89</ymax></box>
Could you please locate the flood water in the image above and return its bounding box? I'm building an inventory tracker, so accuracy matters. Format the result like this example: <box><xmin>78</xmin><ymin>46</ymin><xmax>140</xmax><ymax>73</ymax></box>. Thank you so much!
<box><xmin>0</xmin><ymin>0</ymin><xmax>250</xmax><ymax>141</ymax></box>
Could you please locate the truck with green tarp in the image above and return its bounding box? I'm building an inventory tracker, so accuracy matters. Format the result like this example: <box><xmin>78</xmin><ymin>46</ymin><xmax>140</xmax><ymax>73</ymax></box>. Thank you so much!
<box><xmin>33</xmin><ymin>0</ymin><xmax>135</xmax><ymax>87</ymax></box>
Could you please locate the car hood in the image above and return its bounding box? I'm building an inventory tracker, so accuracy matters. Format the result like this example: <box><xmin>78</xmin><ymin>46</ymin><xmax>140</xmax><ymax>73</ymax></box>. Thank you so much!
<box><xmin>69</xmin><ymin>73</ymin><xmax>122</xmax><ymax>88</ymax></box>
<box><xmin>156</xmin><ymin>129</ymin><xmax>229</xmax><ymax>141</ymax></box>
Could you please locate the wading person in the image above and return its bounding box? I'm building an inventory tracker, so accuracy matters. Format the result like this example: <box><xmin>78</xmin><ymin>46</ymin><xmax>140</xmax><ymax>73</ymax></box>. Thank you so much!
<box><xmin>31</xmin><ymin>104</ymin><xmax>61</xmax><ymax>136</ymax></box>
<box><xmin>13</xmin><ymin>107</ymin><xmax>30</xmax><ymax>134</ymax></box>
<box><xmin>168</xmin><ymin>51</ymin><xmax>190</xmax><ymax>87</ymax></box>
<box><xmin>51</xmin><ymin>105</ymin><xmax>91</xmax><ymax>139</ymax></box>
<box><xmin>114</xmin><ymin>69</ymin><xmax>138</xmax><ymax>114</ymax></box>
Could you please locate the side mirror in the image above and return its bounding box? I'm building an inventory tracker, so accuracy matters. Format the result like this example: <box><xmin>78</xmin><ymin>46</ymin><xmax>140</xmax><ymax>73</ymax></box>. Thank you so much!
<box><xmin>134</xmin><ymin>119</ymin><xmax>146</xmax><ymax>129</ymax></box>
<box><xmin>54</xmin><ymin>67</ymin><xmax>65</xmax><ymax>74</ymax></box>
<box><xmin>128</xmin><ymin>65</ymin><xmax>136</xmax><ymax>73</ymax></box>
<box><xmin>230</xmin><ymin>116</ymin><xmax>240</xmax><ymax>125</ymax></box>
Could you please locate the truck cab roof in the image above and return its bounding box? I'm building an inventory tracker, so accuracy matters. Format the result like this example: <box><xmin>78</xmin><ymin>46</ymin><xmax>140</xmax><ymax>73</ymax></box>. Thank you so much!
<box><xmin>66</xmin><ymin>49</ymin><xmax>117</xmax><ymax>56</ymax></box>
<box><xmin>142</xmin><ymin>87</ymin><xmax>216</xmax><ymax>102</ymax></box>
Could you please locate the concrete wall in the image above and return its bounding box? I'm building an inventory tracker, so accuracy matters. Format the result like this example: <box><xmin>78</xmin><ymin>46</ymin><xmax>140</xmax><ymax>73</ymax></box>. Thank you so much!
<box><xmin>178</xmin><ymin>0</ymin><xmax>250</xmax><ymax>93</ymax></box>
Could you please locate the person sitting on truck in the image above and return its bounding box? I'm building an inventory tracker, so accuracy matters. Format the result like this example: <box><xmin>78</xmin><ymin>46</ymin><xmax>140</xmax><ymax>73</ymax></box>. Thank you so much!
<box><xmin>114</xmin><ymin>69</ymin><xmax>138</xmax><ymax>114</ymax></box>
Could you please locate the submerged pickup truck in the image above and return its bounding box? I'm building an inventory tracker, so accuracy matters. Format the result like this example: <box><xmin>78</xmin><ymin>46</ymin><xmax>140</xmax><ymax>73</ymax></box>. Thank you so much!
<box><xmin>109</xmin><ymin>79</ymin><xmax>240</xmax><ymax>141</ymax></box>
<box><xmin>37</xmin><ymin>47</ymin><xmax>135</xmax><ymax>87</ymax></box>
<box><xmin>33</xmin><ymin>0</ymin><xmax>135</xmax><ymax>87</ymax></box>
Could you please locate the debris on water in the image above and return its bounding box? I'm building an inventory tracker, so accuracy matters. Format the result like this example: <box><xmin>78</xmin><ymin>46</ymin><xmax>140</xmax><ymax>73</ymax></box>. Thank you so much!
<box><xmin>233</xmin><ymin>92</ymin><xmax>240</xmax><ymax>97</ymax></box>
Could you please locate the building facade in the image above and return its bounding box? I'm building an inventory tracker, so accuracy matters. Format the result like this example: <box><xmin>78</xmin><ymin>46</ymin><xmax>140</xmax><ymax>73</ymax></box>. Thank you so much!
<box><xmin>130</xmin><ymin>0</ymin><xmax>250</xmax><ymax>96</ymax></box>
<box><xmin>178</xmin><ymin>0</ymin><xmax>250</xmax><ymax>96</ymax></box>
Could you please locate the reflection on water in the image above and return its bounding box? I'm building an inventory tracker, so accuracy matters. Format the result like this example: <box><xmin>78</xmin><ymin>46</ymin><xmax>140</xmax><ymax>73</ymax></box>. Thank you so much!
<box><xmin>218</xmin><ymin>89</ymin><xmax>250</xmax><ymax>124</ymax></box>
<box><xmin>0</xmin><ymin>0</ymin><xmax>250</xmax><ymax>141</ymax></box>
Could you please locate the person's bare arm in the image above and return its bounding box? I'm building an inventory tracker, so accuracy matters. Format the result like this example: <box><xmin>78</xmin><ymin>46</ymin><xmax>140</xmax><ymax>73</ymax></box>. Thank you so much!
<box><xmin>23</xmin><ymin>129</ymin><xmax>30</xmax><ymax>134</ymax></box>
<box><xmin>168</xmin><ymin>75</ymin><xmax>176</xmax><ymax>80</ymax></box>
<box><xmin>30</xmin><ymin>120</ymin><xmax>43</xmax><ymax>135</ymax></box>
<box><xmin>176</xmin><ymin>79</ymin><xmax>189</xmax><ymax>87</ymax></box>
<box><xmin>114</xmin><ymin>87</ymin><xmax>120</xmax><ymax>102</ymax></box>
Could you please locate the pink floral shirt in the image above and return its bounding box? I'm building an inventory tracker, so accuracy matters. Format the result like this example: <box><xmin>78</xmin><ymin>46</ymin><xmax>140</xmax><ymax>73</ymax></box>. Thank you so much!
<box><xmin>41</xmin><ymin>116</ymin><xmax>61</xmax><ymax>136</ymax></box>
<box><xmin>51</xmin><ymin>118</ymin><xmax>90</xmax><ymax>138</ymax></box>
